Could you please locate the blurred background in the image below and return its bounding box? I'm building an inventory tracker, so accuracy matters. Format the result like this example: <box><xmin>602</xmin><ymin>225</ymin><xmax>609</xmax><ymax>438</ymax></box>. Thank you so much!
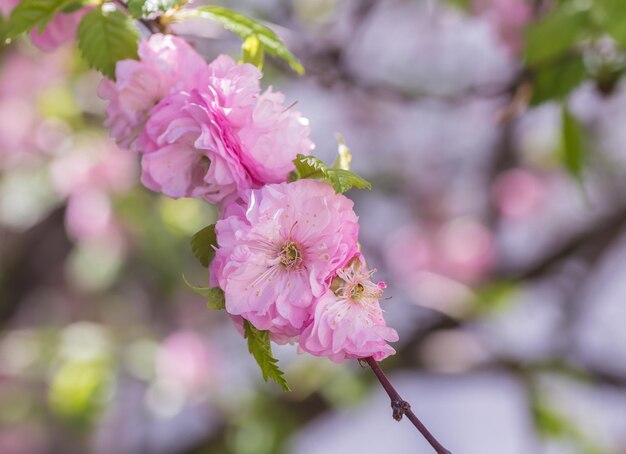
<box><xmin>2</xmin><ymin>0</ymin><xmax>626</xmax><ymax>453</ymax></box>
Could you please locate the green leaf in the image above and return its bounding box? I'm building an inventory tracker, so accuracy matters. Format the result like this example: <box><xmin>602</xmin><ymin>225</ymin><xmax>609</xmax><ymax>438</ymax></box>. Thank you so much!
<box><xmin>190</xmin><ymin>224</ymin><xmax>217</xmax><ymax>268</ymax></box>
<box><xmin>560</xmin><ymin>105</ymin><xmax>586</xmax><ymax>181</ymax></box>
<box><xmin>77</xmin><ymin>6</ymin><xmax>140</xmax><ymax>80</ymax></box>
<box><xmin>293</xmin><ymin>154</ymin><xmax>327</xmax><ymax>179</ymax></box>
<box><xmin>6</xmin><ymin>0</ymin><xmax>77</xmax><ymax>38</ymax></box>
<box><xmin>532</xmin><ymin>401</ymin><xmax>604</xmax><ymax>453</ymax></box>
<box><xmin>181</xmin><ymin>6</ymin><xmax>304</xmax><ymax>75</ymax></box>
<box><xmin>524</xmin><ymin>5</ymin><xmax>589</xmax><ymax>67</ymax></box>
<box><xmin>446</xmin><ymin>0</ymin><xmax>471</xmax><ymax>11</ymax></box>
<box><xmin>292</xmin><ymin>154</ymin><xmax>372</xmax><ymax>193</ymax></box>
<box><xmin>182</xmin><ymin>276</ymin><xmax>225</xmax><ymax>310</ymax></box>
<box><xmin>595</xmin><ymin>0</ymin><xmax>626</xmax><ymax>47</ymax></box>
<box><xmin>534</xmin><ymin>402</ymin><xmax>575</xmax><ymax>438</ymax></box>
<box><xmin>243</xmin><ymin>320</ymin><xmax>290</xmax><ymax>391</ymax></box>
<box><xmin>530</xmin><ymin>56</ymin><xmax>586</xmax><ymax>105</ymax></box>
<box><xmin>240</xmin><ymin>34</ymin><xmax>264</xmax><ymax>70</ymax></box>
<box><xmin>128</xmin><ymin>0</ymin><xmax>183</xmax><ymax>19</ymax></box>
<box><xmin>472</xmin><ymin>281</ymin><xmax>518</xmax><ymax>314</ymax></box>
<box><xmin>331</xmin><ymin>169</ymin><xmax>372</xmax><ymax>192</ymax></box>
<box><xmin>0</xmin><ymin>16</ymin><xmax>7</xmax><ymax>42</ymax></box>
<box><xmin>61</xmin><ymin>2</ymin><xmax>85</xmax><ymax>14</ymax></box>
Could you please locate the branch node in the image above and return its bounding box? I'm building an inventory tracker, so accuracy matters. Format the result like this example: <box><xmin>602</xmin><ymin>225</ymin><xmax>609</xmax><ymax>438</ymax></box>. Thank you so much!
<box><xmin>391</xmin><ymin>399</ymin><xmax>411</xmax><ymax>421</ymax></box>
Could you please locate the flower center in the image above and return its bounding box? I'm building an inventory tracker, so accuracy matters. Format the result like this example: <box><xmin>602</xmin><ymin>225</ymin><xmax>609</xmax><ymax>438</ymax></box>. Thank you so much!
<box><xmin>335</xmin><ymin>267</ymin><xmax>384</xmax><ymax>305</ymax></box>
<box><xmin>350</xmin><ymin>283</ymin><xmax>365</xmax><ymax>300</ymax></box>
<box><xmin>279</xmin><ymin>241</ymin><xmax>302</xmax><ymax>270</ymax></box>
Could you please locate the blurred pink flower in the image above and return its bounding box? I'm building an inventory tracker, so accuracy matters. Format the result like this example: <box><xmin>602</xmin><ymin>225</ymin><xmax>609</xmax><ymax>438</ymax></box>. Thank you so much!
<box><xmin>0</xmin><ymin>99</ymin><xmax>39</xmax><ymax>166</ymax></box>
<box><xmin>64</xmin><ymin>188</ymin><xmax>114</xmax><ymax>241</ymax></box>
<box><xmin>493</xmin><ymin>168</ymin><xmax>545</xmax><ymax>218</ymax></box>
<box><xmin>473</xmin><ymin>0</ymin><xmax>531</xmax><ymax>54</ymax></box>
<box><xmin>30</xmin><ymin>8</ymin><xmax>90</xmax><ymax>51</ymax></box>
<box><xmin>98</xmin><ymin>34</ymin><xmax>207</xmax><ymax>150</ymax></box>
<box><xmin>51</xmin><ymin>140</ymin><xmax>137</xmax><ymax>196</ymax></box>
<box><xmin>211</xmin><ymin>179</ymin><xmax>359</xmax><ymax>338</ymax></box>
<box><xmin>156</xmin><ymin>331</ymin><xmax>218</xmax><ymax>395</ymax></box>
<box><xmin>0</xmin><ymin>51</ymin><xmax>68</xmax><ymax>167</ymax></box>
<box><xmin>385</xmin><ymin>224</ymin><xmax>433</xmax><ymax>283</ymax></box>
<box><xmin>0</xmin><ymin>0</ymin><xmax>18</xmax><ymax>17</ymax></box>
<box><xmin>0</xmin><ymin>51</ymin><xmax>65</xmax><ymax>99</ymax></box>
<box><xmin>437</xmin><ymin>217</ymin><xmax>495</xmax><ymax>283</ymax></box>
<box><xmin>299</xmin><ymin>258</ymin><xmax>398</xmax><ymax>362</ymax></box>
<box><xmin>385</xmin><ymin>218</ymin><xmax>495</xmax><ymax>286</ymax></box>
<box><xmin>51</xmin><ymin>139</ymin><xmax>137</xmax><ymax>243</ymax></box>
<box><xmin>0</xmin><ymin>427</ymin><xmax>46</xmax><ymax>454</ymax></box>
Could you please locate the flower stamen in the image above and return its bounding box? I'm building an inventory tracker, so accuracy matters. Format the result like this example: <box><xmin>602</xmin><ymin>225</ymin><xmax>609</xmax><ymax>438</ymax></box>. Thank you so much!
<box><xmin>279</xmin><ymin>241</ymin><xmax>303</xmax><ymax>270</ymax></box>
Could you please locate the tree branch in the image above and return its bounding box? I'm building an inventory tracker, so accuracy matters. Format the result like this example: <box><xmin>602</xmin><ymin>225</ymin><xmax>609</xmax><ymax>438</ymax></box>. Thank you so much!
<box><xmin>499</xmin><ymin>206</ymin><xmax>626</xmax><ymax>281</ymax></box>
<box><xmin>365</xmin><ymin>357</ymin><xmax>452</xmax><ymax>454</ymax></box>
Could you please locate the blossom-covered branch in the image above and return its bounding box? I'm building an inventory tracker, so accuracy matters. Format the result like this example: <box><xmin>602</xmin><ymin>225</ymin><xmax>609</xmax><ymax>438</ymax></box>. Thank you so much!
<box><xmin>0</xmin><ymin>0</ymin><xmax>449</xmax><ymax>451</ymax></box>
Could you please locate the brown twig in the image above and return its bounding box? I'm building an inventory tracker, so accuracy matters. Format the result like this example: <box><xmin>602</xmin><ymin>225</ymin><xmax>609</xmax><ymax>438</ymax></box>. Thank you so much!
<box><xmin>111</xmin><ymin>0</ymin><xmax>165</xmax><ymax>34</ymax></box>
<box><xmin>364</xmin><ymin>357</ymin><xmax>452</xmax><ymax>454</ymax></box>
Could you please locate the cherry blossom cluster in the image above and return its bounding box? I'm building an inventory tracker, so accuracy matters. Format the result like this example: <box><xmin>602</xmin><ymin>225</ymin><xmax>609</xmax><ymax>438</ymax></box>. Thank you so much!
<box><xmin>99</xmin><ymin>34</ymin><xmax>313</xmax><ymax>204</ymax></box>
<box><xmin>96</xmin><ymin>33</ymin><xmax>399</xmax><ymax>362</ymax></box>
<box><xmin>0</xmin><ymin>0</ymin><xmax>399</xmax><ymax>362</ymax></box>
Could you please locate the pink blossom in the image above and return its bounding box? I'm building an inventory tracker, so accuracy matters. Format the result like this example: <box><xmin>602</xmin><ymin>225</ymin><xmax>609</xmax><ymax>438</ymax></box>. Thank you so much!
<box><xmin>202</xmin><ymin>56</ymin><xmax>312</xmax><ymax>185</ymax></box>
<box><xmin>102</xmin><ymin>44</ymin><xmax>312</xmax><ymax>201</ymax></box>
<box><xmin>30</xmin><ymin>8</ymin><xmax>90</xmax><ymax>51</ymax></box>
<box><xmin>299</xmin><ymin>258</ymin><xmax>398</xmax><ymax>362</ymax></box>
<box><xmin>136</xmin><ymin>55</ymin><xmax>262</xmax><ymax>202</ymax></box>
<box><xmin>200</xmin><ymin>54</ymin><xmax>262</xmax><ymax>128</ymax></box>
<box><xmin>139</xmin><ymin>89</ymin><xmax>255</xmax><ymax>202</ymax></box>
<box><xmin>210</xmin><ymin>179</ymin><xmax>359</xmax><ymax>338</ymax></box>
<box><xmin>98</xmin><ymin>34</ymin><xmax>206</xmax><ymax>150</ymax></box>
<box><xmin>239</xmin><ymin>88</ymin><xmax>314</xmax><ymax>184</ymax></box>
<box><xmin>140</xmin><ymin>55</ymin><xmax>312</xmax><ymax>203</ymax></box>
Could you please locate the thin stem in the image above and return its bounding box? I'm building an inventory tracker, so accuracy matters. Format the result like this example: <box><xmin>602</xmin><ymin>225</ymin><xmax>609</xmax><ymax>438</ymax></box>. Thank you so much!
<box><xmin>111</xmin><ymin>0</ymin><xmax>164</xmax><ymax>34</ymax></box>
<box><xmin>365</xmin><ymin>357</ymin><xmax>452</xmax><ymax>454</ymax></box>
